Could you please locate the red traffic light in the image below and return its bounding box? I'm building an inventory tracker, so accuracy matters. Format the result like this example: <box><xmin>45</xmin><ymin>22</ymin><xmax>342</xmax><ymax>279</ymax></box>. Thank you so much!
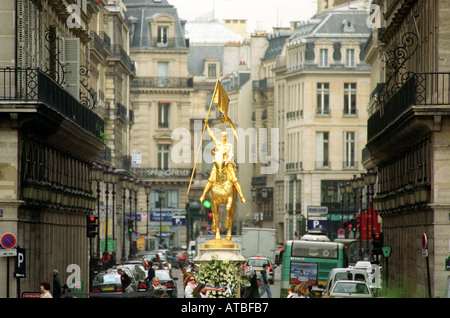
<box><xmin>89</xmin><ymin>216</ymin><xmax>96</xmax><ymax>222</ymax></box>
<box><xmin>208</xmin><ymin>213</ymin><xmax>212</xmax><ymax>218</ymax></box>
<box><xmin>374</xmin><ymin>233</ymin><xmax>380</xmax><ymax>239</ymax></box>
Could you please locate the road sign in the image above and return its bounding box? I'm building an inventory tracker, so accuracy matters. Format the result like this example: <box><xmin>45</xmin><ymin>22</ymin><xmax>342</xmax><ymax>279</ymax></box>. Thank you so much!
<box><xmin>422</xmin><ymin>233</ymin><xmax>427</xmax><ymax>249</ymax></box>
<box><xmin>307</xmin><ymin>206</ymin><xmax>328</xmax><ymax>215</ymax></box>
<box><xmin>15</xmin><ymin>248</ymin><xmax>26</xmax><ymax>278</ymax></box>
<box><xmin>1</xmin><ymin>233</ymin><xmax>16</xmax><ymax>249</ymax></box>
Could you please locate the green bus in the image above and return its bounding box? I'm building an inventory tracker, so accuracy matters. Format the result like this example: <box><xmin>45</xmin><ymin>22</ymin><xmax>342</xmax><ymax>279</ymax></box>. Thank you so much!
<box><xmin>280</xmin><ymin>239</ymin><xmax>347</xmax><ymax>297</ymax></box>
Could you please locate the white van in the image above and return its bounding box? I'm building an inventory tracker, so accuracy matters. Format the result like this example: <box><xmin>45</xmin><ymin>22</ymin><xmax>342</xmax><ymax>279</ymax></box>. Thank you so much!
<box><xmin>323</xmin><ymin>267</ymin><xmax>369</xmax><ymax>296</ymax></box>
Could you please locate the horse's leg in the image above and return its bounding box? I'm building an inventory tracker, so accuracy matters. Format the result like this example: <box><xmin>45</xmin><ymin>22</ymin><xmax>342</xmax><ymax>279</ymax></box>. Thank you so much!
<box><xmin>225</xmin><ymin>196</ymin><xmax>235</xmax><ymax>241</ymax></box>
<box><xmin>211</xmin><ymin>203</ymin><xmax>221</xmax><ymax>240</ymax></box>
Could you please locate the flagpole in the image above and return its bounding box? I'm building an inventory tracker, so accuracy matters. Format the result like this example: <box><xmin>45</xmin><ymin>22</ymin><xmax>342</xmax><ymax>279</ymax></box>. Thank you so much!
<box><xmin>187</xmin><ymin>71</ymin><xmax>221</xmax><ymax>196</ymax></box>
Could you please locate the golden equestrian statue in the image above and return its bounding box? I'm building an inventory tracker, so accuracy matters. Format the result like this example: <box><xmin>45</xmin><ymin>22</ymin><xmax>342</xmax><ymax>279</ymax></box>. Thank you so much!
<box><xmin>187</xmin><ymin>75</ymin><xmax>245</xmax><ymax>248</ymax></box>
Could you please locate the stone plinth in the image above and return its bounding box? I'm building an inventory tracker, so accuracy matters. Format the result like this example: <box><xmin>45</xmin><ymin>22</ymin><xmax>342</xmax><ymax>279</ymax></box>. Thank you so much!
<box><xmin>194</xmin><ymin>247</ymin><xmax>246</xmax><ymax>263</ymax></box>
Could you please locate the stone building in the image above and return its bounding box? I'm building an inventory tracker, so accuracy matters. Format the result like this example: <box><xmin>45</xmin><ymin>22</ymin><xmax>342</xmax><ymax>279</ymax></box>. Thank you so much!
<box><xmin>0</xmin><ymin>0</ymin><xmax>107</xmax><ymax>296</ymax></box>
<box><xmin>274</xmin><ymin>0</ymin><xmax>372</xmax><ymax>241</ymax></box>
<box><xmin>363</xmin><ymin>0</ymin><xmax>450</xmax><ymax>298</ymax></box>
<box><xmin>123</xmin><ymin>0</ymin><xmax>193</xmax><ymax>247</ymax></box>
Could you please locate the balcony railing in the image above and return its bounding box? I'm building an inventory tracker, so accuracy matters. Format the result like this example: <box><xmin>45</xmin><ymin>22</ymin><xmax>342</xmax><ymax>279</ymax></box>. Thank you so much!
<box><xmin>110</xmin><ymin>44</ymin><xmax>135</xmax><ymax>73</ymax></box>
<box><xmin>368</xmin><ymin>72</ymin><xmax>450</xmax><ymax>141</ymax></box>
<box><xmin>0</xmin><ymin>67</ymin><xmax>104</xmax><ymax>140</ymax></box>
<box><xmin>131</xmin><ymin>76</ymin><xmax>194</xmax><ymax>89</ymax></box>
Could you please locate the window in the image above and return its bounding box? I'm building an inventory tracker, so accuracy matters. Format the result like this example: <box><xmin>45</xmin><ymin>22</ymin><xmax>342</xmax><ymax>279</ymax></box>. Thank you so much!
<box><xmin>158</xmin><ymin>144</ymin><xmax>170</xmax><ymax>169</ymax></box>
<box><xmin>208</xmin><ymin>64</ymin><xmax>216</xmax><ymax>77</ymax></box>
<box><xmin>319</xmin><ymin>49</ymin><xmax>328</xmax><ymax>67</ymax></box>
<box><xmin>344</xmin><ymin>132</ymin><xmax>356</xmax><ymax>168</ymax></box>
<box><xmin>316</xmin><ymin>132</ymin><xmax>329</xmax><ymax>168</ymax></box>
<box><xmin>158</xmin><ymin>102</ymin><xmax>169</xmax><ymax>128</ymax></box>
<box><xmin>157</xmin><ymin>26</ymin><xmax>168</xmax><ymax>46</ymax></box>
<box><xmin>346</xmin><ymin>49</ymin><xmax>355</xmax><ymax>67</ymax></box>
<box><xmin>316</xmin><ymin>83</ymin><xmax>330</xmax><ymax>115</ymax></box>
<box><xmin>158</xmin><ymin>62</ymin><xmax>169</xmax><ymax>86</ymax></box>
<box><xmin>343</xmin><ymin>83</ymin><xmax>357</xmax><ymax>115</ymax></box>
<box><xmin>150</xmin><ymin>189</ymin><xmax>178</xmax><ymax>209</ymax></box>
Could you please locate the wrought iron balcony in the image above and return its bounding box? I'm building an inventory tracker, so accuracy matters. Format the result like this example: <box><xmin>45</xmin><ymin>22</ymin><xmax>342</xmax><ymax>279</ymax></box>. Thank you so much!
<box><xmin>0</xmin><ymin>67</ymin><xmax>104</xmax><ymax>140</ymax></box>
<box><xmin>368</xmin><ymin>72</ymin><xmax>450</xmax><ymax>141</ymax></box>
<box><xmin>131</xmin><ymin>76</ymin><xmax>194</xmax><ymax>89</ymax></box>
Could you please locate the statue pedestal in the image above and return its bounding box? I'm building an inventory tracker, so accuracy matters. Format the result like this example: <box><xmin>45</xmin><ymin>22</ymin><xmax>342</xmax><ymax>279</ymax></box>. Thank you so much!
<box><xmin>194</xmin><ymin>239</ymin><xmax>245</xmax><ymax>263</ymax></box>
<box><xmin>193</xmin><ymin>240</ymin><xmax>247</xmax><ymax>298</ymax></box>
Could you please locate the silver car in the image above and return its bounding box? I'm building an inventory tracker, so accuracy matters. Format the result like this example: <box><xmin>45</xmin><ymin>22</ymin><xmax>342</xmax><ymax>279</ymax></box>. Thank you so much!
<box><xmin>328</xmin><ymin>280</ymin><xmax>373</xmax><ymax>298</ymax></box>
<box><xmin>245</xmin><ymin>256</ymin><xmax>275</xmax><ymax>284</ymax></box>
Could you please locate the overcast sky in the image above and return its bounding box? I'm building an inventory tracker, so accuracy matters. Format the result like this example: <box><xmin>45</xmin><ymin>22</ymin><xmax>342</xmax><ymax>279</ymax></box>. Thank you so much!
<box><xmin>168</xmin><ymin>0</ymin><xmax>318</xmax><ymax>34</ymax></box>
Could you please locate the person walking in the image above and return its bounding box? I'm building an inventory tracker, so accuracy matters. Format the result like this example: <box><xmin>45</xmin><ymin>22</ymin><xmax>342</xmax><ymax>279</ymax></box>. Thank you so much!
<box><xmin>52</xmin><ymin>269</ymin><xmax>62</xmax><ymax>298</ymax></box>
<box><xmin>117</xmin><ymin>268</ymin><xmax>132</xmax><ymax>293</ymax></box>
<box><xmin>147</xmin><ymin>261</ymin><xmax>155</xmax><ymax>285</ymax></box>
<box><xmin>259</xmin><ymin>264</ymin><xmax>272</xmax><ymax>298</ymax></box>
<box><xmin>40</xmin><ymin>280</ymin><xmax>53</xmax><ymax>298</ymax></box>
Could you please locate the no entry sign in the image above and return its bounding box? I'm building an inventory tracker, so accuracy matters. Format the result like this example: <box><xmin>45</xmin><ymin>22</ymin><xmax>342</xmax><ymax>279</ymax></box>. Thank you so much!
<box><xmin>1</xmin><ymin>233</ymin><xmax>17</xmax><ymax>249</ymax></box>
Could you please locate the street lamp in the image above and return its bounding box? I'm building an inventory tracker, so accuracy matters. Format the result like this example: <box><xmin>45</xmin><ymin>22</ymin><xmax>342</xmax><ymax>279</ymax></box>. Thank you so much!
<box><xmin>365</xmin><ymin>169</ymin><xmax>377</xmax><ymax>254</ymax></box>
<box><xmin>120</xmin><ymin>177</ymin><xmax>129</xmax><ymax>262</ymax></box>
<box><xmin>92</xmin><ymin>164</ymin><xmax>103</xmax><ymax>259</ymax></box>
<box><xmin>144</xmin><ymin>183</ymin><xmax>152</xmax><ymax>236</ymax></box>
<box><xmin>158</xmin><ymin>188</ymin><xmax>166</xmax><ymax>246</ymax></box>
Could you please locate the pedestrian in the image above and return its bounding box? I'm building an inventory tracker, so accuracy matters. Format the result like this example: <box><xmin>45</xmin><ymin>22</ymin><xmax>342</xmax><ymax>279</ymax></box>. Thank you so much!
<box><xmin>242</xmin><ymin>269</ymin><xmax>260</xmax><ymax>298</ymax></box>
<box><xmin>40</xmin><ymin>280</ymin><xmax>53</xmax><ymax>298</ymax></box>
<box><xmin>148</xmin><ymin>277</ymin><xmax>167</xmax><ymax>298</ymax></box>
<box><xmin>287</xmin><ymin>284</ymin><xmax>299</xmax><ymax>298</ymax></box>
<box><xmin>184</xmin><ymin>275</ymin><xmax>197</xmax><ymax>298</ymax></box>
<box><xmin>181</xmin><ymin>267</ymin><xmax>191</xmax><ymax>286</ymax></box>
<box><xmin>296</xmin><ymin>282</ymin><xmax>309</xmax><ymax>298</ymax></box>
<box><xmin>117</xmin><ymin>268</ymin><xmax>132</xmax><ymax>293</ymax></box>
<box><xmin>192</xmin><ymin>283</ymin><xmax>207</xmax><ymax>298</ymax></box>
<box><xmin>259</xmin><ymin>264</ymin><xmax>272</xmax><ymax>298</ymax></box>
<box><xmin>52</xmin><ymin>269</ymin><xmax>62</xmax><ymax>298</ymax></box>
<box><xmin>147</xmin><ymin>261</ymin><xmax>155</xmax><ymax>285</ymax></box>
<box><xmin>307</xmin><ymin>284</ymin><xmax>316</xmax><ymax>298</ymax></box>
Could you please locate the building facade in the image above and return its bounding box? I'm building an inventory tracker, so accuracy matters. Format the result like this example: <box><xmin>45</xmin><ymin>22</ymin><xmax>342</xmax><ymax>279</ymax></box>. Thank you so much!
<box><xmin>364</xmin><ymin>0</ymin><xmax>450</xmax><ymax>298</ymax></box>
<box><xmin>0</xmin><ymin>0</ymin><xmax>107</xmax><ymax>296</ymax></box>
<box><xmin>274</xmin><ymin>0</ymin><xmax>372</xmax><ymax>241</ymax></box>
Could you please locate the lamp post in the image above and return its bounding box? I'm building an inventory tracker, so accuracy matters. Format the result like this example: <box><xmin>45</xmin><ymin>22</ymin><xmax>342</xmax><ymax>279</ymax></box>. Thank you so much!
<box><xmin>158</xmin><ymin>188</ymin><xmax>166</xmax><ymax>246</ymax></box>
<box><xmin>365</xmin><ymin>169</ymin><xmax>377</xmax><ymax>256</ymax></box>
<box><xmin>128</xmin><ymin>178</ymin><xmax>135</xmax><ymax>259</ymax></box>
<box><xmin>104</xmin><ymin>170</ymin><xmax>110</xmax><ymax>258</ymax></box>
<box><xmin>92</xmin><ymin>164</ymin><xmax>103</xmax><ymax>259</ymax></box>
<box><xmin>120</xmin><ymin>177</ymin><xmax>129</xmax><ymax>262</ymax></box>
<box><xmin>144</xmin><ymin>183</ymin><xmax>152</xmax><ymax>236</ymax></box>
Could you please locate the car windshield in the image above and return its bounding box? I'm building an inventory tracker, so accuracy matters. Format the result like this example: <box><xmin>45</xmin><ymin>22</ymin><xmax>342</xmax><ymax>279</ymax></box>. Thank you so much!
<box><xmin>94</xmin><ymin>274</ymin><xmax>120</xmax><ymax>285</ymax></box>
<box><xmin>156</xmin><ymin>271</ymin><xmax>171</xmax><ymax>280</ymax></box>
<box><xmin>333</xmin><ymin>282</ymin><xmax>369</xmax><ymax>294</ymax></box>
<box><xmin>247</xmin><ymin>259</ymin><xmax>269</xmax><ymax>267</ymax></box>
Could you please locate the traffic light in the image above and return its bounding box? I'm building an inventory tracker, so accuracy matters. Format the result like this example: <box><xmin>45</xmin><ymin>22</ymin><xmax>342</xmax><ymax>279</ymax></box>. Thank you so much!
<box><xmin>372</xmin><ymin>232</ymin><xmax>383</xmax><ymax>255</ymax></box>
<box><xmin>127</xmin><ymin>219</ymin><xmax>134</xmax><ymax>233</ymax></box>
<box><xmin>351</xmin><ymin>219</ymin><xmax>357</xmax><ymax>232</ymax></box>
<box><xmin>87</xmin><ymin>216</ymin><xmax>98</xmax><ymax>238</ymax></box>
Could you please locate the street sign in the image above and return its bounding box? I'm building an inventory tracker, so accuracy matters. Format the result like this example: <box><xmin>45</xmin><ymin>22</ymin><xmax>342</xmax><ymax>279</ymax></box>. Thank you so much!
<box><xmin>382</xmin><ymin>246</ymin><xmax>391</xmax><ymax>258</ymax></box>
<box><xmin>0</xmin><ymin>249</ymin><xmax>17</xmax><ymax>257</ymax></box>
<box><xmin>1</xmin><ymin>232</ymin><xmax>16</xmax><ymax>249</ymax></box>
<box><xmin>15</xmin><ymin>248</ymin><xmax>26</xmax><ymax>278</ymax></box>
<box><xmin>307</xmin><ymin>217</ymin><xmax>328</xmax><ymax>232</ymax></box>
<box><xmin>307</xmin><ymin>206</ymin><xmax>328</xmax><ymax>215</ymax></box>
<box><xmin>422</xmin><ymin>233</ymin><xmax>427</xmax><ymax>249</ymax></box>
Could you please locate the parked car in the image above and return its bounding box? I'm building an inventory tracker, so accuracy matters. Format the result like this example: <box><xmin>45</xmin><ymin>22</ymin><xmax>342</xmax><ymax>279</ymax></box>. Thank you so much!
<box><xmin>244</xmin><ymin>256</ymin><xmax>275</xmax><ymax>284</ymax></box>
<box><xmin>91</xmin><ymin>267</ymin><xmax>138</xmax><ymax>294</ymax></box>
<box><xmin>327</xmin><ymin>280</ymin><xmax>373</xmax><ymax>298</ymax></box>
<box><xmin>155</xmin><ymin>269</ymin><xmax>178</xmax><ymax>298</ymax></box>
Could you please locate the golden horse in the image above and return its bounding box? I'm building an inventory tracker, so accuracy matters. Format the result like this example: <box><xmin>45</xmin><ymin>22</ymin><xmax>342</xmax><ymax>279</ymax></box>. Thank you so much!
<box><xmin>208</xmin><ymin>150</ymin><xmax>237</xmax><ymax>242</ymax></box>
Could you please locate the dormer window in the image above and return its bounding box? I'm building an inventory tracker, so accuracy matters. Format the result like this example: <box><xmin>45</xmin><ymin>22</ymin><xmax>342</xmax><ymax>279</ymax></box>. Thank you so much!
<box><xmin>158</xmin><ymin>26</ymin><xmax>168</xmax><ymax>46</ymax></box>
<box><xmin>343</xmin><ymin>19</ymin><xmax>355</xmax><ymax>32</ymax></box>
<box><xmin>319</xmin><ymin>49</ymin><xmax>328</xmax><ymax>67</ymax></box>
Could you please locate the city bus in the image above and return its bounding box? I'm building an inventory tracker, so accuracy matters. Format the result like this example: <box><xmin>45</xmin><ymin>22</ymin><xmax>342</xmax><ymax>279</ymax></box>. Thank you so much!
<box><xmin>280</xmin><ymin>239</ymin><xmax>347</xmax><ymax>297</ymax></box>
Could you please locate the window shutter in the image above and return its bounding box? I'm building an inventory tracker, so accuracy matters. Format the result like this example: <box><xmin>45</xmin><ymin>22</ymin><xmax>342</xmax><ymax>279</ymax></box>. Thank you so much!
<box><xmin>63</xmin><ymin>37</ymin><xmax>80</xmax><ymax>100</ymax></box>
